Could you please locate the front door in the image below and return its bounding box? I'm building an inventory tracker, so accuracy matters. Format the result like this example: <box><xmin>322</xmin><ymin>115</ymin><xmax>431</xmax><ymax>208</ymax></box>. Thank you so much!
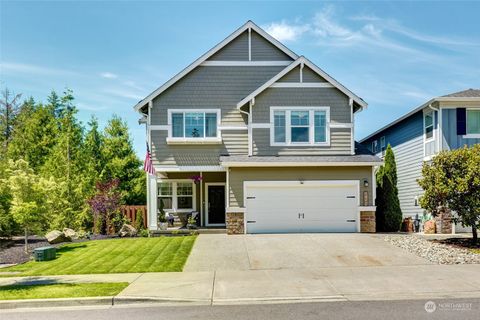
<box><xmin>206</xmin><ymin>184</ymin><xmax>226</xmax><ymax>225</ymax></box>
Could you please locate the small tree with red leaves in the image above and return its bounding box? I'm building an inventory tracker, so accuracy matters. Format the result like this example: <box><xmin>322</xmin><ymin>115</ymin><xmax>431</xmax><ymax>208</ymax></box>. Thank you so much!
<box><xmin>87</xmin><ymin>179</ymin><xmax>121</xmax><ymax>235</ymax></box>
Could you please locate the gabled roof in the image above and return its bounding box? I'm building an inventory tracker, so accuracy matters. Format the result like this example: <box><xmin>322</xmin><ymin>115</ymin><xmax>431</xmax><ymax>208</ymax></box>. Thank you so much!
<box><xmin>236</xmin><ymin>56</ymin><xmax>368</xmax><ymax>111</ymax></box>
<box><xmin>442</xmin><ymin>88</ymin><xmax>480</xmax><ymax>98</ymax></box>
<box><xmin>359</xmin><ymin>88</ymin><xmax>480</xmax><ymax>143</ymax></box>
<box><xmin>133</xmin><ymin>20</ymin><xmax>299</xmax><ymax>113</ymax></box>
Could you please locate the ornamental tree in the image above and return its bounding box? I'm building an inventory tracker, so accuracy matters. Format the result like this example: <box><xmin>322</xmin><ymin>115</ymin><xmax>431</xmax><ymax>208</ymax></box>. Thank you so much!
<box><xmin>87</xmin><ymin>179</ymin><xmax>122</xmax><ymax>235</ymax></box>
<box><xmin>418</xmin><ymin>145</ymin><xmax>480</xmax><ymax>244</ymax></box>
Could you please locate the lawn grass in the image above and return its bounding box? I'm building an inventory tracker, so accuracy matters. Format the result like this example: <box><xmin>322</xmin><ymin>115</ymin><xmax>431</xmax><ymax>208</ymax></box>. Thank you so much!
<box><xmin>0</xmin><ymin>282</ymin><xmax>128</xmax><ymax>300</ymax></box>
<box><xmin>2</xmin><ymin>236</ymin><xmax>196</xmax><ymax>276</ymax></box>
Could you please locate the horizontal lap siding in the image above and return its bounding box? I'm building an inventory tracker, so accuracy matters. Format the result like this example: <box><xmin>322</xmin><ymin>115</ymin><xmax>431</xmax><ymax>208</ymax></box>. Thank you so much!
<box><xmin>252</xmin><ymin>128</ymin><xmax>351</xmax><ymax>155</ymax></box>
<box><xmin>229</xmin><ymin>167</ymin><xmax>373</xmax><ymax>208</ymax></box>
<box><xmin>150</xmin><ymin>66</ymin><xmax>284</xmax><ymax>126</ymax></box>
<box><xmin>252</xmin><ymin>88</ymin><xmax>351</xmax><ymax>124</ymax></box>
<box><xmin>251</xmin><ymin>31</ymin><xmax>293</xmax><ymax>61</ymax></box>
<box><xmin>208</xmin><ymin>31</ymin><xmax>249</xmax><ymax>61</ymax></box>
<box><xmin>151</xmin><ymin>130</ymin><xmax>248</xmax><ymax>167</ymax></box>
<box><xmin>361</xmin><ymin>111</ymin><xmax>424</xmax><ymax>218</ymax></box>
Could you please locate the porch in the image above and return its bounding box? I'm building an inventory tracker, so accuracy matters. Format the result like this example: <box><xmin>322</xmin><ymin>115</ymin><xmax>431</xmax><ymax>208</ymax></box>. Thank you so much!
<box><xmin>147</xmin><ymin>171</ymin><xmax>228</xmax><ymax>230</ymax></box>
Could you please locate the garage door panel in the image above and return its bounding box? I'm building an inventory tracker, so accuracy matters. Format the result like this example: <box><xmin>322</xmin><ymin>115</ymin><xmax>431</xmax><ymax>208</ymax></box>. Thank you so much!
<box><xmin>245</xmin><ymin>181</ymin><xmax>359</xmax><ymax>234</ymax></box>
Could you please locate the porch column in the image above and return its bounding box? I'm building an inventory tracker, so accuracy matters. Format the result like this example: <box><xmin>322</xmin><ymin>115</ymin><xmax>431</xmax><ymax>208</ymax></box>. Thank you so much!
<box><xmin>147</xmin><ymin>174</ymin><xmax>158</xmax><ymax>230</ymax></box>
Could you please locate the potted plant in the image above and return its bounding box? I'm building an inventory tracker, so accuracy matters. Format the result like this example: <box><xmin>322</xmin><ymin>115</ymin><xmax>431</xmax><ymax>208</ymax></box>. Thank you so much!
<box><xmin>187</xmin><ymin>216</ymin><xmax>197</xmax><ymax>229</ymax></box>
<box><xmin>157</xmin><ymin>200</ymin><xmax>168</xmax><ymax>230</ymax></box>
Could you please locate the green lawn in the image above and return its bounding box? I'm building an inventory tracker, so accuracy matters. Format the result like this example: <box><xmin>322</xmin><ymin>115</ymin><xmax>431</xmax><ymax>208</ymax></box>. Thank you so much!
<box><xmin>3</xmin><ymin>236</ymin><xmax>196</xmax><ymax>276</ymax></box>
<box><xmin>0</xmin><ymin>282</ymin><xmax>128</xmax><ymax>300</ymax></box>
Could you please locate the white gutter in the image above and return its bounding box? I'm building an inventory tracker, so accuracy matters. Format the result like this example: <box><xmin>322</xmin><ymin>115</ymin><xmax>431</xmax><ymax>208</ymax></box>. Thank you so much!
<box><xmin>239</xmin><ymin>101</ymin><xmax>252</xmax><ymax>156</ymax></box>
<box><xmin>221</xmin><ymin>161</ymin><xmax>383</xmax><ymax>167</ymax></box>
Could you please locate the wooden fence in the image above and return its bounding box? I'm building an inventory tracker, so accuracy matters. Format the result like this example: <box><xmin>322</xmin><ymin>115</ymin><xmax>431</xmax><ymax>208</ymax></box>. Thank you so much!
<box><xmin>121</xmin><ymin>205</ymin><xmax>148</xmax><ymax>228</ymax></box>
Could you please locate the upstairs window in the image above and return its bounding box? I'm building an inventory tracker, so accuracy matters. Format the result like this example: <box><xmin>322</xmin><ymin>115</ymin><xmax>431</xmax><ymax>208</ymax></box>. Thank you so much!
<box><xmin>169</xmin><ymin>110</ymin><xmax>219</xmax><ymax>139</ymax></box>
<box><xmin>371</xmin><ymin>140</ymin><xmax>378</xmax><ymax>153</ymax></box>
<box><xmin>380</xmin><ymin>136</ymin><xmax>386</xmax><ymax>156</ymax></box>
<box><xmin>424</xmin><ymin>111</ymin><xmax>434</xmax><ymax>141</ymax></box>
<box><xmin>466</xmin><ymin>109</ymin><xmax>480</xmax><ymax>135</ymax></box>
<box><xmin>271</xmin><ymin>107</ymin><xmax>330</xmax><ymax>146</ymax></box>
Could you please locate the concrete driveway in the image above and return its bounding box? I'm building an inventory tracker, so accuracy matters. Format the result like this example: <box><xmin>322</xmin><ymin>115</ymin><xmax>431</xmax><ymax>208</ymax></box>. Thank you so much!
<box><xmin>183</xmin><ymin>233</ymin><xmax>430</xmax><ymax>271</ymax></box>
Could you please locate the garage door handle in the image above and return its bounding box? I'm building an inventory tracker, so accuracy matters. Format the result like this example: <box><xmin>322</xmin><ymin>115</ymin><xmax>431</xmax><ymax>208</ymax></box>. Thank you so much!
<box><xmin>346</xmin><ymin>196</ymin><xmax>356</xmax><ymax>199</ymax></box>
<box><xmin>347</xmin><ymin>220</ymin><xmax>356</xmax><ymax>222</ymax></box>
<box><xmin>246</xmin><ymin>197</ymin><xmax>256</xmax><ymax>200</ymax></box>
<box><xmin>246</xmin><ymin>220</ymin><xmax>256</xmax><ymax>223</ymax></box>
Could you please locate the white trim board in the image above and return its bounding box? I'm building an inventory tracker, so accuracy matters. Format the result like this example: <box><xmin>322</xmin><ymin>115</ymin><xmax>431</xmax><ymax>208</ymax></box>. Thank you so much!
<box><xmin>133</xmin><ymin>20</ymin><xmax>298</xmax><ymax>112</ymax></box>
<box><xmin>236</xmin><ymin>56</ymin><xmax>368</xmax><ymax>110</ymax></box>
<box><xmin>270</xmin><ymin>82</ymin><xmax>334</xmax><ymax>88</ymax></box>
<box><xmin>221</xmin><ymin>161</ymin><xmax>381</xmax><ymax>167</ymax></box>
<box><xmin>201</xmin><ymin>61</ymin><xmax>291</xmax><ymax>66</ymax></box>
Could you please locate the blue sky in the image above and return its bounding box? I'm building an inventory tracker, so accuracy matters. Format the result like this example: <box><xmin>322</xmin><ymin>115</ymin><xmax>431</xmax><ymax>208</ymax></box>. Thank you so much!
<box><xmin>1</xmin><ymin>1</ymin><xmax>479</xmax><ymax>157</ymax></box>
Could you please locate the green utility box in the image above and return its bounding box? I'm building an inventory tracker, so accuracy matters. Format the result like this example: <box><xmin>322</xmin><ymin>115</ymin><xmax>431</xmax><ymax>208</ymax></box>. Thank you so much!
<box><xmin>33</xmin><ymin>246</ymin><xmax>56</xmax><ymax>261</ymax></box>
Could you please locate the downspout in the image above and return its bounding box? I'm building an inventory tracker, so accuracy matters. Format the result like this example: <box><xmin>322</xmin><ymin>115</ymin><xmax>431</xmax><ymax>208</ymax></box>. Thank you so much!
<box><xmin>239</xmin><ymin>100</ymin><xmax>253</xmax><ymax>156</ymax></box>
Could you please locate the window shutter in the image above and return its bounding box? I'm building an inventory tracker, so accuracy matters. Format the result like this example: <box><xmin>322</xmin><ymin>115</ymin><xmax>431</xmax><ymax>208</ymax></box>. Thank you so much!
<box><xmin>456</xmin><ymin>108</ymin><xmax>466</xmax><ymax>135</ymax></box>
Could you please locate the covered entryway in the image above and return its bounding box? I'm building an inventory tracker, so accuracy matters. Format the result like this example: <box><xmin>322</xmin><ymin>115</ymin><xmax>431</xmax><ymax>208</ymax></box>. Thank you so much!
<box><xmin>244</xmin><ymin>181</ymin><xmax>359</xmax><ymax>233</ymax></box>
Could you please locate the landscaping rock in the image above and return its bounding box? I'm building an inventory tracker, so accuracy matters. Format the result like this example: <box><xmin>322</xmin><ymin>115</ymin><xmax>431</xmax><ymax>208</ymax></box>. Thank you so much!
<box><xmin>385</xmin><ymin>235</ymin><xmax>480</xmax><ymax>264</ymax></box>
<box><xmin>45</xmin><ymin>230</ymin><xmax>71</xmax><ymax>244</ymax></box>
<box><xmin>118</xmin><ymin>224</ymin><xmax>137</xmax><ymax>237</ymax></box>
<box><xmin>63</xmin><ymin>228</ymin><xmax>77</xmax><ymax>239</ymax></box>
<box><xmin>424</xmin><ymin>220</ymin><xmax>436</xmax><ymax>234</ymax></box>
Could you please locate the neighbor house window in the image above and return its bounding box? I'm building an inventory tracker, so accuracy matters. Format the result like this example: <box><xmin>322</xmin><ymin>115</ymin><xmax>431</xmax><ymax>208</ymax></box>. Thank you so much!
<box><xmin>371</xmin><ymin>140</ymin><xmax>378</xmax><ymax>153</ymax></box>
<box><xmin>271</xmin><ymin>107</ymin><xmax>329</xmax><ymax>146</ymax></box>
<box><xmin>380</xmin><ymin>136</ymin><xmax>386</xmax><ymax>156</ymax></box>
<box><xmin>158</xmin><ymin>181</ymin><xmax>195</xmax><ymax>212</ymax></box>
<box><xmin>424</xmin><ymin>111</ymin><xmax>434</xmax><ymax>140</ymax></box>
<box><xmin>169</xmin><ymin>110</ymin><xmax>219</xmax><ymax>139</ymax></box>
<box><xmin>466</xmin><ymin>109</ymin><xmax>480</xmax><ymax>135</ymax></box>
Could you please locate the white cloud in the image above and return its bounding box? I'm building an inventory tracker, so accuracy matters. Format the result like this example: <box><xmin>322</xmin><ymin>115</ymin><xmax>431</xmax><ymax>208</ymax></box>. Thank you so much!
<box><xmin>0</xmin><ymin>62</ymin><xmax>78</xmax><ymax>76</ymax></box>
<box><xmin>262</xmin><ymin>21</ymin><xmax>309</xmax><ymax>42</ymax></box>
<box><xmin>100</xmin><ymin>72</ymin><xmax>118</xmax><ymax>79</ymax></box>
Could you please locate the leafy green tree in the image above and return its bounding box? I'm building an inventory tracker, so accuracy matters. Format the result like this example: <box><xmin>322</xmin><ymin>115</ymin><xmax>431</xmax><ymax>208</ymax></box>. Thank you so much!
<box><xmin>375</xmin><ymin>145</ymin><xmax>402</xmax><ymax>232</ymax></box>
<box><xmin>418</xmin><ymin>145</ymin><xmax>480</xmax><ymax>244</ymax></box>
<box><xmin>6</xmin><ymin>159</ymin><xmax>47</xmax><ymax>251</ymax></box>
<box><xmin>102</xmin><ymin>115</ymin><xmax>145</xmax><ymax>204</ymax></box>
<box><xmin>0</xmin><ymin>159</ymin><xmax>15</xmax><ymax>237</ymax></box>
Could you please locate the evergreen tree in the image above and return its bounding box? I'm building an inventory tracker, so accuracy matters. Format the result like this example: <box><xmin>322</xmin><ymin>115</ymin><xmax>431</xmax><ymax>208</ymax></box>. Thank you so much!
<box><xmin>374</xmin><ymin>166</ymin><xmax>386</xmax><ymax>231</ymax></box>
<box><xmin>0</xmin><ymin>88</ymin><xmax>22</xmax><ymax>154</ymax></box>
<box><xmin>382</xmin><ymin>145</ymin><xmax>402</xmax><ymax>231</ymax></box>
<box><xmin>102</xmin><ymin>115</ymin><xmax>145</xmax><ymax>204</ymax></box>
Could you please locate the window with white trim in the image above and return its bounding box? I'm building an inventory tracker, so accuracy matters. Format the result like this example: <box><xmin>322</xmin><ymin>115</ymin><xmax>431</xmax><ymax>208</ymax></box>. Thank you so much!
<box><xmin>158</xmin><ymin>181</ymin><xmax>195</xmax><ymax>212</ymax></box>
<box><xmin>271</xmin><ymin>107</ymin><xmax>330</xmax><ymax>146</ymax></box>
<box><xmin>371</xmin><ymin>140</ymin><xmax>378</xmax><ymax>153</ymax></box>
<box><xmin>424</xmin><ymin>111</ymin><xmax>434</xmax><ymax>140</ymax></box>
<box><xmin>466</xmin><ymin>109</ymin><xmax>480</xmax><ymax>135</ymax></box>
<box><xmin>380</xmin><ymin>136</ymin><xmax>386</xmax><ymax>156</ymax></box>
<box><xmin>169</xmin><ymin>110</ymin><xmax>220</xmax><ymax>139</ymax></box>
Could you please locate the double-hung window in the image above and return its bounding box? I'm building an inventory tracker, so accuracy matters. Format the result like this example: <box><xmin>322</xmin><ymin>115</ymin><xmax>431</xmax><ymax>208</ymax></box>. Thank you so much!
<box><xmin>466</xmin><ymin>109</ymin><xmax>480</xmax><ymax>136</ymax></box>
<box><xmin>371</xmin><ymin>140</ymin><xmax>378</xmax><ymax>153</ymax></box>
<box><xmin>168</xmin><ymin>109</ymin><xmax>220</xmax><ymax>142</ymax></box>
<box><xmin>158</xmin><ymin>181</ymin><xmax>195</xmax><ymax>212</ymax></box>
<box><xmin>424</xmin><ymin>111</ymin><xmax>434</xmax><ymax>141</ymax></box>
<box><xmin>271</xmin><ymin>107</ymin><xmax>330</xmax><ymax>146</ymax></box>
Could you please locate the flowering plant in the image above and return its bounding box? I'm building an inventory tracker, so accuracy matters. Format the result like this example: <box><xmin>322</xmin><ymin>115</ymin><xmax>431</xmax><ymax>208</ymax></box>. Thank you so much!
<box><xmin>190</xmin><ymin>175</ymin><xmax>202</xmax><ymax>184</ymax></box>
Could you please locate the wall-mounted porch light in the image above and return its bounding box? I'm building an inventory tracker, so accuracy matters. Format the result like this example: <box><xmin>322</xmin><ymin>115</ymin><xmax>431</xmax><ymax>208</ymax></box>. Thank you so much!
<box><xmin>363</xmin><ymin>179</ymin><xmax>369</xmax><ymax>187</ymax></box>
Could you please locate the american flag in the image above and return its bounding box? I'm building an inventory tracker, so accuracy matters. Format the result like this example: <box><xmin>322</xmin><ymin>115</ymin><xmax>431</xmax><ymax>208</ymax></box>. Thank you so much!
<box><xmin>144</xmin><ymin>143</ymin><xmax>156</xmax><ymax>176</ymax></box>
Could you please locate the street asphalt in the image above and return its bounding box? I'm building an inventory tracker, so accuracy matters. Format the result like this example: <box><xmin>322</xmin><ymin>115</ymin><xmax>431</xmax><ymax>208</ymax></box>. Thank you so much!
<box><xmin>1</xmin><ymin>298</ymin><xmax>478</xmax><ymax>320</ymax></box>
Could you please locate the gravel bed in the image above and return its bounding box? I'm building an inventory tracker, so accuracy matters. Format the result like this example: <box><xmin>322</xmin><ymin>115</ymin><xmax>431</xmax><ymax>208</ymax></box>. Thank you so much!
<box><xmin>0</xmin><ymin>234</ymin><xmax>117</xmax><ymax>265</ymax></box>
<box><xmin>385</xmin><ymin>234</ymin><xmax>480</xmax><ymax>264</ymax></box>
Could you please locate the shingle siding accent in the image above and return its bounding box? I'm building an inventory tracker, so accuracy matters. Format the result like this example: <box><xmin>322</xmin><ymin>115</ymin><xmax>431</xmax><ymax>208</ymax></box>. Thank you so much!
<box><xmin>252</xmin><ymin>127</ymin><xmax>352</xmax><ymax>155</ymax></box>
<box><xmin>251</xmin><ymin>87</ymin><xmax>352</xmax><ymax>124</ymax></box>
<box><xmin>302</xmin><ymin>66</ymin><xmax>328</xmax><ymax>82</ymax></box>
<box><xmin>208</xmin><ymin>31</ymin><xmax>249</xmax><ymax>61</ymax></box>
<box><xmin>251</xmin><ymin>31</ymin><xmax>293</xmax><ymax>61</ymax></box>
<box><xmin>228</xmin><ymin>166</ymin><xmax>373</xmax><ymax>208</ymax></box>
<box><xmin>151</xmin><ymin>130</ymin><xmax>248</xmax><ymax>167</ymax></box>
<box><xmin>277</xmin><ymin>66</ymin><xmax>300</xmax><ymax>82</ymax></box>
<box><xmin>150</xmin><ymin>66</ymin><xmax>284</xmax><ymax>125</ymax></box>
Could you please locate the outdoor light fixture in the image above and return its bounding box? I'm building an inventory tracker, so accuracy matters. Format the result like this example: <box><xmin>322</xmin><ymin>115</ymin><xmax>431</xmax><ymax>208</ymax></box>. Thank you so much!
<box><xmin>414</xmin><ymin>195</ymin><xmax>419</xmax><ymax>207</ymax></box>
<box><xmin>363</xmin><ymin>179</ymin><xmax>369</xmax><ymax>187</ymax></box>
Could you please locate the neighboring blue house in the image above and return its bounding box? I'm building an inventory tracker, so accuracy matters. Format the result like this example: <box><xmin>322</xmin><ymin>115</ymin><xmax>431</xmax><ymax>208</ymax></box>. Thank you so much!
<box><xmin>360</xmin><ymin>89</ymin><xmax>480</xmax><ymax>232</ymax></box>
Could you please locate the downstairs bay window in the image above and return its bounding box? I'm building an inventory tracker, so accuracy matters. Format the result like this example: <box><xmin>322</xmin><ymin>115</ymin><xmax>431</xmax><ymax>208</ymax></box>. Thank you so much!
<box><xmin>158</xmin><ymin>181</ymin><xmax>196</xmax><ymax>212</ymax></box>
<box><xmin>271</xmin><ymin>107</ymin><xmax>330</xmax><ymax>146</ymax></box>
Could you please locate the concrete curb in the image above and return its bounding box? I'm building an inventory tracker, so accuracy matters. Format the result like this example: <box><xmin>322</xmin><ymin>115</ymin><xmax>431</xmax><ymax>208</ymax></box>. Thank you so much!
<box><xmin>0</xmin><ymin>296</ymin><xmax>114</xmax><ymax>309</ymax></box>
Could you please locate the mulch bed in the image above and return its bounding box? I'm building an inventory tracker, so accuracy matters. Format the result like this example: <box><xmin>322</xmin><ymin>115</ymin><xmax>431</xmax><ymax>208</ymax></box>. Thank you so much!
<box><xmin>0</xmin><ymin>234</ymin><xmax>117</xmax><ymax>266</ymax></box>
<box><xmin>434</xmin><ymin>237</ymin><xmax>480</xmax><ymax>250</ymax></box>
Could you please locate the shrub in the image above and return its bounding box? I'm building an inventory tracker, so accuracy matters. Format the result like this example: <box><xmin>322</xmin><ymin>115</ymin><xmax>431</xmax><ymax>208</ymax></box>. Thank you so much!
<box><xmin>134</xmin><ymin>210</ymin><xmax>144</xmax><ymax>231</ymax></box>
<box><xmin>139</xmin><ymin>229</ymin><xmax>149</xmax><ymax>237</ymax></box>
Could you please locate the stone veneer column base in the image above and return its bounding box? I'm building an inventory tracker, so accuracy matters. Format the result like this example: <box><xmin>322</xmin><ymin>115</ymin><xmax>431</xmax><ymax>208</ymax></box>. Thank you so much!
<box><xmin>226</xmin><ymin>212</ymin><xmax>244</xmax><ymax>235</ymax></box>
<box><xmin>360</xmin><ymin>211</ymin><xmax>376</xmax><ymax>233</ymax></box>
<box><xmin>435</xmin><ymin>208</ymin><xmax>452</xmax><ymax>234</ymax></box>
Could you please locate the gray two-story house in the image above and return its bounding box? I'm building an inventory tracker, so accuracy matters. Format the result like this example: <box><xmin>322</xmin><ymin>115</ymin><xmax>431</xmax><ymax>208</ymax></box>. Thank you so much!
<box><xmin>134</xmin><ymin>21</ymin><xmax>382</xmax><ymax>234</ymax></box>
<box><xmin>360</xmin><ymin>89</ymin><xmax>480</xmax><ymax>232</ymax></box>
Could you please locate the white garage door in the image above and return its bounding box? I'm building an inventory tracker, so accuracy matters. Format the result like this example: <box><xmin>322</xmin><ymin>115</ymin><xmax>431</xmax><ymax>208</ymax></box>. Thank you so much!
<box><xmin>245</xmin><ymin>181</ymin><xmax>359</xmax><ymax>233</ymax></box>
